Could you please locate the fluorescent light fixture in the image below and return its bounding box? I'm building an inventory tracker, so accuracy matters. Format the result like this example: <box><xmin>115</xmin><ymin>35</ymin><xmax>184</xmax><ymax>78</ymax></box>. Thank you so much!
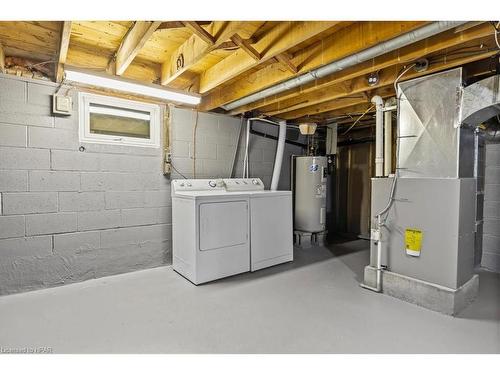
<box><xmin>64</xmin><ymin>69</ymin><xmax>201</xmax><ymax>105</ymax></box>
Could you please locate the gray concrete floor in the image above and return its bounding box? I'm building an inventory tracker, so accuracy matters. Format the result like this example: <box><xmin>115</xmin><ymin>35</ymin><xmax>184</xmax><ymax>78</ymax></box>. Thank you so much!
<box><xmin>0</xmin><ymin>240</ymin><xmax>499</xmax><ymax>353</ymax></box>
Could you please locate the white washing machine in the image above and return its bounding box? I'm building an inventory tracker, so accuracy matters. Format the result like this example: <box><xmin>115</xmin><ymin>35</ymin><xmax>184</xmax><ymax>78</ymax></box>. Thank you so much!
<box><xmin>223</xmin><ymin>179</ymin><xmax>293</xmax><ymax>271</ymax></box>
<box><xmin>171</xmin><ymin>178</ymin><xmax>293</xmax><ymax>284</ymax></box>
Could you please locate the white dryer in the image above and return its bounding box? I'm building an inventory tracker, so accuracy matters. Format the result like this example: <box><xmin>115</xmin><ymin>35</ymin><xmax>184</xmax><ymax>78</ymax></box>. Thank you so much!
<box><xmin>171</xmin><ymin>179</ymin><xmax>253</xmax><ymax>284</ymax></box>
<box><xmin>171</xmin><ymin>178</ymin><xmax>293</xmax><ymax>284</ymax></box>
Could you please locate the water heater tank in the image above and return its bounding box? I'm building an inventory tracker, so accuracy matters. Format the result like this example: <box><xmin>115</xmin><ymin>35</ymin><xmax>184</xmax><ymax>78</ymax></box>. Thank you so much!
<box><xmin>293</xmin><ymin>156</ymin><xmax>327</xmax><ymax>233</ymax></box>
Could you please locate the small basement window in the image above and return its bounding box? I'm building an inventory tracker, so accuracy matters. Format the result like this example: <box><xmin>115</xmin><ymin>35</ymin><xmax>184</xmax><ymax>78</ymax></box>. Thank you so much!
<box><xmin>79</xmin><ymin>92</ymin><xmax>160</xmax><ymax>147</ymax></box>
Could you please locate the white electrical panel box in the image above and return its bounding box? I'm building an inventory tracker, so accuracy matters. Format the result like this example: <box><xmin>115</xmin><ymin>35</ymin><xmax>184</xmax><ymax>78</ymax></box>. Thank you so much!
<box><xmin>52</xmin><ymin>95</ymin><xmax>72</xmax><ymax>115</ymax></box>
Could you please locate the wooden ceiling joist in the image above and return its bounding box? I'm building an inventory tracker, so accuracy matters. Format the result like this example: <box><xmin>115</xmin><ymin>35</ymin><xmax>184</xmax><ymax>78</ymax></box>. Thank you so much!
<box><xmin>321</xmin><ymin>103</ymin><xmax>377</xmax><ymax>122</ymax></box>
<box><xmin>157</xmin><ymin>21</ymin><xmax>211</xmax><ymax>30</ymax></box>
<box><xmin>56</xmin><ymin>21</ymin><xmax>72</xmax><ymax>82</ymax></box>
<box><xmin>182</xmin><ymin>21</ymin><xmax>215</xmax><ymax>45</ymax></box>
<box><xmin>226</xmin><ymin>22</ymin><xmax>494</xmax><ymax>115</ymax></box>
<box><xmin>160</xmin><ymin>21</ymin><xmax>265</xmax><ymax>87</ymax></box>
<box><xmin>277</xmin><ymin>86</ymin><xmax>394</xmax><ymax>120</ymax></box>
<box><xmin>199</xmin><ymin>21</ymin><xmax>429</xmax><ymax>111</ymax></box>
<box><xmin>284</xmin><ymin>47</ymin><xmax>498</xmax><ymax>121</ymax></box>
<box><xmin>263</xmin><ymin>47</ymin><xmax>494</xmax><ymax>118</ymax></box>
<box><xmin>115</xmin><ymin>21</ymin><xmax>162</xmax><ymax>76</ymax></box>
<box><xmin>198</xmin><ymin>21</ymin><xmax>344</xmax><ymax>95</ymax></box>
<box><xmin>290</xmin><ymin>87</ymin><xmax>394</xmax><ymax>122</ymax></box>
<box><xmin>0</xmin><ymin>20</ymin><xmax>496</xmax><ymax>125</ymax></box>
<box><xmin>275</xmin><ymin>52</ymin><xmax>298</xmax><ymax>74</ymax></box>
<box><xmin>230</xmin><ymin>33</ymin><xmax>260</xmax><ymax>61</ymax></box>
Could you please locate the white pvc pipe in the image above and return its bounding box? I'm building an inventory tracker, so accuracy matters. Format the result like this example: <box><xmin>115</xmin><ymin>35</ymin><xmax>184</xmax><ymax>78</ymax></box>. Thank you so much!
<box><xmin>372</xmin><ymin>95</ymin><xmax>384</xmax><ymax>177</ymax></box>
<box><xmin>270</xmin><ymin>120</ymin><xmax>287</xmax><ymax>191</ymax></box>
<box><xmin>242</xmin><ymin>118</ymin><xmax>251</xmax><ymax>178</ymax></box>
<box><xmin>384</xmin><ymin>98</ymin><xmax>397</xmax><ymax>176</ymax></box>
<box><xmin>243</xmin><ymin>117</ymin><xmax>281</xmax><ymax>179</ymax></box>
<box><xmin>384</xmin><ymin>110</ymin><xmax>392</xmax><ymax>176</ymax></box>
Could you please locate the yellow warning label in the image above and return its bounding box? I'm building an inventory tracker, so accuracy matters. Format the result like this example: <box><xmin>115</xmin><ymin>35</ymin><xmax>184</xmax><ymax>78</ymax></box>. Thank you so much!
<box><xmin>405</xmin><ymin>228</ymin><xmax>423</xmax><ymax>257</ymax></box>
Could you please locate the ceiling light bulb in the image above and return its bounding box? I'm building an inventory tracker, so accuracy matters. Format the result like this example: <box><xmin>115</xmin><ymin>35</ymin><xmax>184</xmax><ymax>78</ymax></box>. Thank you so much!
<box><xmin>367</xmin><ymin>72</ymin><xmax>379</xmax><ymax>86</ymax></box>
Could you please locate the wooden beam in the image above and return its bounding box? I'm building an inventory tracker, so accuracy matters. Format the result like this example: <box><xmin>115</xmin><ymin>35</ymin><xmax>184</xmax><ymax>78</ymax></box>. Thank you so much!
<box><xmin>0</xmin><ymin>43</ymin><xmax>5</xmax><ymax>73</ymax></box>
<box><xmin>294</xmin><ymin>102</ymin><xmax>377</xmax><ymax>123</ymax></box>
<box><xmin>262</xmin><ymin>65</ymin><xmax>404</xmax><ymax>117</ymax></box>
<box><xmin>225</xmin><ymin>22</ymin><xmax>494</xmax><ymax>115</ymax></box>
<box><xmin>56</xmin><ymin>21</ymin><xmax>72</xmax><ymax>82</ymax></box>
<box><xmin>65</xmin><ymin>43</ymin><xmax>160</xmax><ymax>83</ymax></box>
<box><xmin>324</xmin><ymin>103</ymin><xmax>377</xmax><ymax>120</ymax></box>
<box><xmin>198</xmin><ymin>21</ymin><xmax>344</xmax><ymax>94</ymax></box>
<box><xmin>279</xmin><ymin>86</ymin><xmax>394</xmax><ymax>120</ymax></box>
<box><xmin>199</xmin><ymin>21</ymin><xmax>431</xmax><ymax>111</ymax></box>
<box><xmin>264</xmin><ymin>37</ymin><xmax>497</xmax><ymax>118</ymax></box>
<box><xmin>115</xmin><ymin>21</ymin><xmax>161</xmax><ymax>76</ymax></box>
<box><xmin>161</xmin><ymin>21</ymin><xmax>264</xmax><ymax>87</ymax></box>
<box><xmin>182</xmin><ymin>21</ymin><xmax>215</xmax><ymax>45</ymax></box>
<box><xmin>157</xmin><ymin>21</ymin><xmax>211</xmax><ymax>30</ymax></box>
<box><xmin>275</xmin><ymin>52</ymin><xmax>298</xmax><ymax>74</ymax></box>
<box><xmin>230</xmin><ymin>33</ymin><xmax>260</xmax><ymax>61</ymax></box>
<box><xmin>277</xmin><ymin>86</ymin><xmax>394</xmax><ymax>120</ymax></box>
<box><xmin>454</xmin><ymin>21</ymin><xmax>485</xmax><ymax>33</ymax></box>
<box><xmin>277</xmin><ymin>48</ymin><xmax>498</xmax><ymax>120</ymax></box>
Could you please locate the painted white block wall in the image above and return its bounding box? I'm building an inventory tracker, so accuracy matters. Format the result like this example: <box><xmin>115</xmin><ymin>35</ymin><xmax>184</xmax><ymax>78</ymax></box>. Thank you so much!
<box><xmin>232</xmin><ymin>120</ymin><xmax>304</xmax><ymax>189</ymax></box>
<box><xmin>0</xmin><ymin>76</ymin><xmax>303</xmax><ymax>296</ymax></box>
<box><xmin>0</xmin><ymin>74</ymin><xmax>172</xmax><ymax>295</ymax></box>
<box><xmin>169</xmin><ymin>107</ymin><xmax>242</xmax><ymax>179</ymax></box>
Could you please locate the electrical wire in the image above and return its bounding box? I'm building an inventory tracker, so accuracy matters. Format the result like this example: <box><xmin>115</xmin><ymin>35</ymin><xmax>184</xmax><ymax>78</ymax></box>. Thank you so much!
<box><xmin>170</xmin><ymin>162</ymin><xmax>188</xmax><ymax>179</ymax></box>
<box><xmin>394</xmin><ymin>64</ymin><xmax>417</xmax><ymax>96</ymax></box>
<box><xmin>341</xmin><ymin>104</ymin><xmax>375</xmax><ymax>135</ymax></box>
<box><xmin>28</xmin><ymin>60</ymin><xmax>57</xmax><ymax>69</ymax></box>
<box><xmin>494</xmin><ymin>26</ymin><xmax>500</xmax><ymax>49</ymax></box>
<box><xmin>377</xmin><ymin>63</ymin><xmax>417</xmax><ymax>227</ymax></box>
<box><xmin>490</xmin><ymin>21</ymin><xmax>500</xmax><ymax>50</ymax></box>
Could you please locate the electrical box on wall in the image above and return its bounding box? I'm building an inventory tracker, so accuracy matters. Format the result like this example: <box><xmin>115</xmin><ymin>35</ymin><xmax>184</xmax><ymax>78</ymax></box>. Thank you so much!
<box><xmin>52</xmin><ymin>94</ymin><xmax>72</xmax><ymax>115</ymax></box>
<box><xmin>163</xmin><ymin>148</ymin><xmax>172</xmax><ymax>175</ymax></box>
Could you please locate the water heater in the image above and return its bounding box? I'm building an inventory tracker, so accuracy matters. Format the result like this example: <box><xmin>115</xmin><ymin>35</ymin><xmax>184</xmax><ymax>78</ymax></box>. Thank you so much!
<box><xmin>293</xmin><ymin>156</ymin><xmax>327</xmax><ymax>233</ymax></box>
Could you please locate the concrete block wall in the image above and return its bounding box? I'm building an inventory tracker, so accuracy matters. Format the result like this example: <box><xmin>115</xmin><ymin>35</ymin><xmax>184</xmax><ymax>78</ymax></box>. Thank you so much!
<box><xmin>233</xmin><ymin>120</ymin><xmax>304</xmax><ymax>189</ymax></box>
<box><xmin>0</xmin><ymin>74</ymin><xmax>171</xmax><ymax>295</ymax></box>
<box><xmin>0</xmin><ymin>77</ymin><xmax>303</xmax><ymax>296</ymax></box>
<box><xmin>482</xmin><ymin>142</ymin><xmax>500</xmax><ymax>272</ymax></box>
<box><xmin>169</xmin><ymin>107</ymin><xmax>242</xmax><ymax>179</ymax></box>
<box><xmin>169</xmin><ymin>112</ymin><xmax>304</xmax><ymax>189</ymax></box>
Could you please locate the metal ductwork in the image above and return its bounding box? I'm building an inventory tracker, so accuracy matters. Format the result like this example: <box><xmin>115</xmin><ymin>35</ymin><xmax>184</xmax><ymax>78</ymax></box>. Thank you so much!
<box><xmin>461</xmin><ymin>74</ymin><xmax>500</xmax><ymax>127</ymax></box>
<box><xmin>222</xmin><ymin>21</ymin><xmax>467</xmax><ymax>112</ymax></box>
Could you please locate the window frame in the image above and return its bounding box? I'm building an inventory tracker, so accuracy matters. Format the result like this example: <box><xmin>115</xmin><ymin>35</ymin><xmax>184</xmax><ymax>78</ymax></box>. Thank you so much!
<box><xmin>78</xmin><ymin>92</ymin><xmax>161</xmax><ymax>148</ymax></box>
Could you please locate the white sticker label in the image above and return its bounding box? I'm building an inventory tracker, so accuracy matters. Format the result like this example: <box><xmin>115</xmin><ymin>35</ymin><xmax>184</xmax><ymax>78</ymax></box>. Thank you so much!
<box><xmin>309</xmin><ymin>164</ymin><xmax>319</xmax><ymax>172</ymax></box>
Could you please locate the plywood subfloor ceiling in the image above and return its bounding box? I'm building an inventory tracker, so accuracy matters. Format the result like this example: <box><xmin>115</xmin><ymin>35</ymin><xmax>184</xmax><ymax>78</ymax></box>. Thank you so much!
<box><xmin>0</xmin><ymin>21</ymin><xmax>498</xmax><ymax>126</ymax></box>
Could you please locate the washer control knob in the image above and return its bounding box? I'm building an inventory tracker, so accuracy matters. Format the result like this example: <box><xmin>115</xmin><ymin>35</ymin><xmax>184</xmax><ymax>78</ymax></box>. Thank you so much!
<box><xmin>252</xmin><ymin>179</ymin><xmax>260</xmax><ymax>185</ymax></box>
<box><xmin>180</xmin><ymin>183</ymin><xmax>185</xmax><ymax>187</ymax></box>
<box><xmin>187</xmin><ymin>182</ymin><xmax>192</xmax><ymax>187</ymax></box>
<box><xmin>208</xmin><ymin>180</ymin><xmax>216</xmax><ymax>188</ymax></box>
